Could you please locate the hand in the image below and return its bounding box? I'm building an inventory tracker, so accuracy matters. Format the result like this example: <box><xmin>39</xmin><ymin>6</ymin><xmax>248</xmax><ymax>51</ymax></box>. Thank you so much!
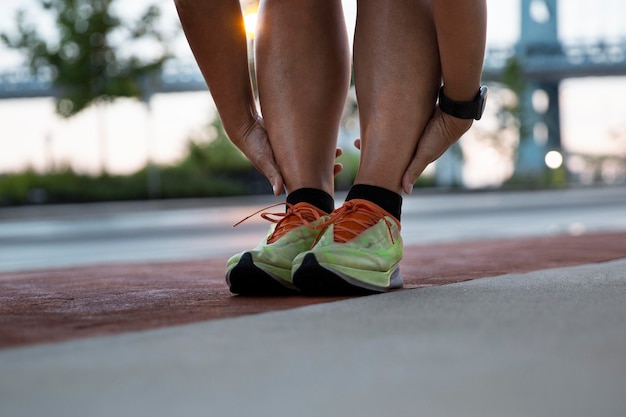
<box><xmin>233</xmin><ymin>116</ymin><xmax>345</xmax><ymax>196</ymax></box>
<box><xmin>234</xmin><ymin>115</ymin><xmax>285</xmax><ymax>196</ymax></box>
<box><xmin>401</xmin><ymin>108</ymin><xmax>473</xmax><ymax>194</ymax></box>
<box><xmin>333</xmin><ymin>147</ymin><xmax>344</xmax><ymax>177</ymax></box>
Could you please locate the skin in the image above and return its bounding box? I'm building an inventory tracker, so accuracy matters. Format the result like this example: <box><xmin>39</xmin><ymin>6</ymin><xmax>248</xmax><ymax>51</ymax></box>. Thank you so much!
<box><xmin>174</xmin><ymin>0</ymin><xmax>487</xmax><ymax>197</ymax></box>
<box><xmin>401</xmin><ymin>0</ymin><xmax>488</xmax><ymax>194</ymax></box>
<box><xmin>255</xmin><ymin>0</ymin><xmax>351</xmax><ymax>197</ymax></box>
<box><xmin>174</xmin><ymin>0</ymin><xmax>284</xmax><ymax>195</ymax></box>
<box><xmin>353</xmin><ymin>0</ymin><xmax>441</xmax><ymax>195</ymax></box>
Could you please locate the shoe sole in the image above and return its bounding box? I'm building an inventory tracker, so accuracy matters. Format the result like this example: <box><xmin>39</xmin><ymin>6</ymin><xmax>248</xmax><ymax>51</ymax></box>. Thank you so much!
<box><xmin>293</xmin><ymin>253</ymin><xmax>403</xmax><ymax>296</ymax></box>
<box><xmin>227</xmin><ymin>253</ymin><xmax>298</xmax><ymax>296</ymax></box>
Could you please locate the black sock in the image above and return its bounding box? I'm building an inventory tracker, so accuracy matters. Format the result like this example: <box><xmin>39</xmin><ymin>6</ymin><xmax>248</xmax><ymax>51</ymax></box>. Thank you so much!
<box><xmin>286</xmin><ymin>188</ymin><xmax>334</xmax><ymax>214</ymax></box>
<box><xmin>346</xmin><ymin>184</ymin><xmax>402</xmax><ymax>221</ymax></box>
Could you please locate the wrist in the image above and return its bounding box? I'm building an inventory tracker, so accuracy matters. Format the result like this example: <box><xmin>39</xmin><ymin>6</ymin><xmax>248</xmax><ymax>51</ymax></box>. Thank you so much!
<box><xmin>221</xmin><ymin>106</ymin><xmax>261</xmax><ymax>142</ymax></box>
<box><xmin>436</xmin><ymin>108</ymin><xmax>474</xmax><ymax>141</ymax></box>
<box><xmin>438</xmin><ymin>85</ymin><xmax>488</xmax><ymax>121</ymax></box>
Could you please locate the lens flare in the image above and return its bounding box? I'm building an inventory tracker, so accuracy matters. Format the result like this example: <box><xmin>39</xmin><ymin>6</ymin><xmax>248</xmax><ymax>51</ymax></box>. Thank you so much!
<box><xmin>244</xmin><ymin>12</ymin><xmax>258</xmax><ymax>38</ymax></box>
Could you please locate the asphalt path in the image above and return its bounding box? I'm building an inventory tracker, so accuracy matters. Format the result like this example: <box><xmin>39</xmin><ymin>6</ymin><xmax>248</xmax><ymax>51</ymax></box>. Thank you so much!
<box><xmin>1</xmin><ymin>186</ymin><xmax>625</xmax><ymax>272</ymax></box>
<box><xmin>1</xmin><ymin>258</ymin><xmax>625</xmax><ymax>417</ymax></box>
<box><xmin>1</xmin><ymin>186</ymin><xmax>625</xmax><ymax>417</ymax></box>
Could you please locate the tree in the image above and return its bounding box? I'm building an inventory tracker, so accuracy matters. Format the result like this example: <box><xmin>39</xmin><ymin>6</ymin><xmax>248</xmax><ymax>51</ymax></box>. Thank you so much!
<box><xmin>1</xmin><ymin>0</ymin><xmax>171</xmax><ymax>117</ymax></box>
<box><xmin>183</xmin><ymin>116</ymin><xmax>253</xmax><ymax>173</ymax></box>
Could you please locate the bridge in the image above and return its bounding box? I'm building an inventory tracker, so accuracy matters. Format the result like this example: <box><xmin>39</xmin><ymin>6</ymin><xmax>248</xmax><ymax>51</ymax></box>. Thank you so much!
<box><xmin>0</xmin><ymin>61</ymin><xmax>209</xmax><ymax>99</ymax></box>
<box><xmin>484</xmin><ymin>39</ymin><xmax>626</xmax><ymax>81</ymax></box>
<box><xmin>1</xmin><ymin>0</ymin><xmax>626</xmax><ymax>177</ymax></box>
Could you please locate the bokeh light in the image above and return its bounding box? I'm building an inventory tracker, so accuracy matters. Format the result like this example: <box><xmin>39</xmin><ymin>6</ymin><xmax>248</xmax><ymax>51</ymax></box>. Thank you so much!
<box><xmin>545</xmin><ymin>150</ymin><xmax>564</xmax><ymax>169</ymax></box>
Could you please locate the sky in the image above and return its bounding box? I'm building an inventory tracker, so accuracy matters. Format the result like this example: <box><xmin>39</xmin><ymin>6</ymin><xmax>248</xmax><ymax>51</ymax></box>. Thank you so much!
<box><xmin>1</xmin><ymin>0</ymin><xmax>625</xmax><ymax>187</ymax></box>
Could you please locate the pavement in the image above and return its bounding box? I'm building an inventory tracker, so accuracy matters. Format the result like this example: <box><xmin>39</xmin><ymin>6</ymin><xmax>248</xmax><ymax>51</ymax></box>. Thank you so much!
<box><xmin>0</xmin><ymin>186</ymin><xmax>625</xmax><ymax>417</ymax></box>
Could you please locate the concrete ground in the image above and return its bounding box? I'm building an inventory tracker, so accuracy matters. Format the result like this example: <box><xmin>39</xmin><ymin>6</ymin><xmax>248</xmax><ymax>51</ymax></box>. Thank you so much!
<box><xmin>0</xmin><ymin>186</ymin><xmax>625</xmax><ymax>417</ymax></box>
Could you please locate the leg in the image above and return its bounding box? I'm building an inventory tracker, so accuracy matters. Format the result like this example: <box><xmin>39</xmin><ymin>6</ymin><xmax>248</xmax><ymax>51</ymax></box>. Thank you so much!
<box><xmin>226</xmin><ymin>0</ymin><xmax>350</xmax><ymax>294</ymax></box>
<box><xmin>255</xmin><ymin>0</ymin><xmax>351</xmax><ymax>197</ymax></box>
<box><xmin>292</xmin><ymin>0</ymin><xmax>441</xmax><ymax>295</ymax></box>
<box><xmin>353</xmin><ymin>0</ymin><xmax>441</xmax><ymax>195</ymax></box>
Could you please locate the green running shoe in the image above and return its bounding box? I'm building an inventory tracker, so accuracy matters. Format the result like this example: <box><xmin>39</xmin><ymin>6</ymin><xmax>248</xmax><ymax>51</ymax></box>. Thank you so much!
<box><xmin>226</xmin><ymin>202</ymin><xmax>328</xmax><ymax>295</ymax></box>
<box><xmin>292</xmin><ymin>199</ymin><xmax>403</xmax><ymax>295</ymax></box>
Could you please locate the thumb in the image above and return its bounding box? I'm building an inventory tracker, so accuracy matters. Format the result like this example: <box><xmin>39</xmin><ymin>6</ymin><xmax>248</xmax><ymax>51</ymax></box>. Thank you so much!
<box><xmin>402</xmin><ymin>154</ymin><xmax>430</xmax><ymax>195</ymax></box>
<box><xmin>246</xmin><ymin>147</ymin><xmax>284</xmax><ymax>196</ymax></box>
<box><xmin>271</xmin><ymin>172</ymin><xmax>284</xmax><ymax>196</ymax></box>
<box><xmin>402</xmin><ymin>110</ymin><xmax>471</xmax><ymax>194</ymax></box>
<box><xmin>258</xmin><ymin>158</ymin><xmax>284</xmax><ymax>196</ymax></box>
<box><xmin>402</xmin><ymin>121</ymin><xmax>439</xmax><ymax>195</ymax></box>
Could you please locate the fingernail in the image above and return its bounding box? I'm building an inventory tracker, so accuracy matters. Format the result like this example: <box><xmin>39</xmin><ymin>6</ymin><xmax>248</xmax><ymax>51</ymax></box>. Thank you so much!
<box><xmin>273</xmin><ymin>182</ymin><xmax>283</xmax><ymax>196</ymax></box>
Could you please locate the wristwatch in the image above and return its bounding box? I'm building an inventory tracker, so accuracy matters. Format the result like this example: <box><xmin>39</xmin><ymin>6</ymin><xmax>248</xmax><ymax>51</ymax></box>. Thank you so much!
<box><xmin>438</xmin><ymin>85</ymin><xmax>488</xmax><ymax>120</ymax></box>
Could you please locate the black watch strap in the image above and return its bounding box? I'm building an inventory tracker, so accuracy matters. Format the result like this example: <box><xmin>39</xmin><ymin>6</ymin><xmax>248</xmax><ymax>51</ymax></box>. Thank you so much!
<box><xmin>438</xmin><ymin>85</ymin><xmax>488</xmax><ymax>120</ymax></box>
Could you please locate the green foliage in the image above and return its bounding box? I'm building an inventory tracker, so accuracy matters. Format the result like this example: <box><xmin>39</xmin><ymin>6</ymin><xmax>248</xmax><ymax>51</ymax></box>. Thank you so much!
<box><xmin>0</xmin><ymin>116</ymin><xmax>267</xmax><ymax>206</ymax></box>
<box><xmin>175</xmin><ymin>117</ymin><xmax>270</xmax><ymax>195</ymax></box>
<box><xmin>0</xmin><ymin>113</ymin><xmax>444</xmax><ymax>206</ymax></box>
<box><xmin>1</xmin><ymin>0</ymin><xmax>171</xmax><ymax>117</ymax></box>
<box><xmin>181</xmin><ymin>118</ymin><xmax>252</xmax><ymax>173</ymax></box>
<box><xmin>0</xmin><ymin>169</ymin><xmax>144</xmax><ymax>205</ymax></box>
<box><xmin>500</xmin><ymin>57</ymin><xmax>529</xmax><ymax>140</ymax></box>
<box><xmin>504</xmin><ymin>164</ymin><xmax>568</xmax><ymax>189</ymax></box>
<box><xmin>0</xmin><ymin>166</ymin><xmax>249</xmax><ymax>206</ymax></box>
<box><xmin>334</xmin><ymin>148</ymin><xmax>360</xmax><ymax>191</ymax></box>
<box><xmin>148</xmin><ymin>165</ymin><xmax>248</xmax><ymax>199</ymax></box>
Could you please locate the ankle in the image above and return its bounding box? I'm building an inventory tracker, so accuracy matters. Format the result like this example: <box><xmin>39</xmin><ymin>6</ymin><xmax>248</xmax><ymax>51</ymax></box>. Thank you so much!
<box><xmin>345</xmin><ymin>184</ymin><xmax>402</xmax><ymax>222</ymax></box>
<box><xmin>286</xmin><ymin>188</ymin><xmax>335</xmax><ymax>214</ymax></box>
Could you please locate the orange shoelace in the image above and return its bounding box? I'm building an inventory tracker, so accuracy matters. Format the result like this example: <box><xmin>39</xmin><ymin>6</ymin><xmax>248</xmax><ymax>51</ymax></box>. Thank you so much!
<box><xmin>315</xmin><ymin>199</ymin><xmax>400</xmax><ymax>244</ymax></box>
<box><xmin>233</xmin><ymin>202</ymin><xmax>328</xmax><ymax>244</ymax></box>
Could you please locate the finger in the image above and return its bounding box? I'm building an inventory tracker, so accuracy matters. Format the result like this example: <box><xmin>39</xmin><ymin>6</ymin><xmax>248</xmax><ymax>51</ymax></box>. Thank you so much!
<box><xmin>272</xmin><ymin>173</ymin><xmax>284</xmax><ymax>196</ymax></box>
<box><xmin>250</xmin><ymin>153</ymin><xmax>284</xmax><ymax>196</ymax></box>
<box><xmin>401</xmin><ymin>119</ymin><xmax>439</xmax><ymax>195</ymax></box>
<box><xmin>402</xmin><ymin>109</ymin><xmax>474</xmax><ymax>194</ymax></box>
<box><xmin>335</xmin><ymin>147</ymin><xmax>343</xmax><ymax>159</ymax></box>
<box><xmin>353</xmin><ymin>138</ymin><xmax>361</xmax><ymax>150</ymax></box>
<box><xmin>402</xmin><ymin>156</ymin><xmax>429</xmax><ymax>195</ymax></box>
<box><xmin>333</xmin><ymin>162</ymin><xmax>343</xmax><ymax>177</ymax></box>
<box><xmin>263</xmin><ymin>159</ymin><xmax>284</xmax><ymax>196</ymax></box>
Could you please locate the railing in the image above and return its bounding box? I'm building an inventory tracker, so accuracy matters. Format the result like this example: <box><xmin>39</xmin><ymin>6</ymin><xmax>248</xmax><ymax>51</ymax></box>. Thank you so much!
<box><xmin>0</xmin><ymin>66</ymin><xmax>56</xmax><ymax>98</ymax></box>
<box><xmin>0</xmin><ymin>60</ymin><xmax>208</xmax><ymax>99</ymax></box>
<box><xmin>484</xmin><ymin>39</ymin><xmax>626</xmax><ymax>81</ymax></box>
<box><xmin>2</xmin><ymin>39</ymin><xmax>626</xmax><ymax>98</ymax></box>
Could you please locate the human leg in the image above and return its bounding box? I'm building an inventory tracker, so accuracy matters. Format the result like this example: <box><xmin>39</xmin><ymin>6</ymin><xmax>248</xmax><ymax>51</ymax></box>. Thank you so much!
<box><xmin>353</xmin><ymin>0</ymin><xmax>441</xmax><ymax>196</ymax></box>
<box><xmin>227</xmin><ymin>0</ymin><xmax>350</xmax><ymax>294</ymax></box>
<box><xmin>255</xmin><ymin>0</ymin><xmax>351</xmax><ymax>197</ymax></box>
<box><xmin>292</xmin><ymin>0</ymin><xmax>441</xmax><ymax>294</ymax></box>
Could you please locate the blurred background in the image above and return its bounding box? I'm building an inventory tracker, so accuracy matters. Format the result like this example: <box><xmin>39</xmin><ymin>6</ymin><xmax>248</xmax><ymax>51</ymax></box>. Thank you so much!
<box><xmin>0</xmin><ymin>0</ymin><xmax>625</xmax><ymax>206</ymax></box>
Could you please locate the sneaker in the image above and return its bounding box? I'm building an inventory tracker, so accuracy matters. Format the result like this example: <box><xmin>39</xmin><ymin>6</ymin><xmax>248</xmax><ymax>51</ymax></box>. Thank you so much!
<box><xmin>226</xmin><ymin>202</ymin><xmax>329</xmax><ymax>295</ymax></box>
<box><xmin>292</xmin><ymin>199</ymin><xmax>403</xmax><ymax>295</ymax></box>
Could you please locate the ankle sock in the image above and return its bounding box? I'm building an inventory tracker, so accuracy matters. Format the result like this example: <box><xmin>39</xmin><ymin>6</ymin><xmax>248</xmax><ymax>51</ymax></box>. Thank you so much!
<box><xmin>286</xmin><ymin>188</ymin><xmax>334</xmax><ymax>214</ymax></box>
<box><xmin>346</xmin><ymin>184</ymin><xmax>402</xmax><ymax>221</ymax></box>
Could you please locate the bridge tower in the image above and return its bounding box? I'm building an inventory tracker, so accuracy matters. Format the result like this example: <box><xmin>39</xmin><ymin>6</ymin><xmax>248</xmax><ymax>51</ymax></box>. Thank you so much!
<box><xmin>516</xmin><ymin>0</ymin><xmax>563</xmax><ymax>178</ymax></box>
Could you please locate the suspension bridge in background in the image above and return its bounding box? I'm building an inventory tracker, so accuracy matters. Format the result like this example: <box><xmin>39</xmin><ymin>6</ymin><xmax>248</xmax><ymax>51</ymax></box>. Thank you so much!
<box><xmin>1</xmin><ymin>0</ymin><xmax>626</xmax><ymax>177</ymax></box>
